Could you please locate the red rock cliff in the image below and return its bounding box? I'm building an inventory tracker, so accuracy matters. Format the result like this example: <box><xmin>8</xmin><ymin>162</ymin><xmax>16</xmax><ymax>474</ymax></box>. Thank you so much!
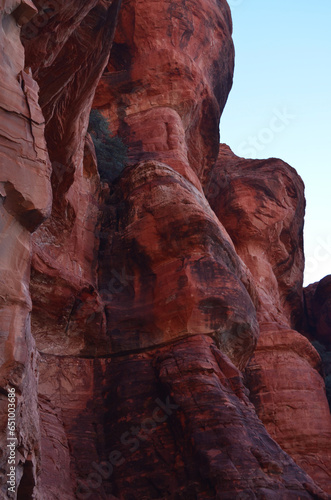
<box><xmin>0</xmin><ymin>1</ymin><xmax>330</xmax><ymax>499</ymax></box>
<box><xmin>205</xmin><ymin>145</ymin><xmax>331</xmax><ymax>494</ymax></box>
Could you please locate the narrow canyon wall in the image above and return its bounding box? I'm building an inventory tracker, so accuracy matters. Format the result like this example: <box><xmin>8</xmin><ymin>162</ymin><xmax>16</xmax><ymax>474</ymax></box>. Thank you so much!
<box><xmin>0</xmin><ymin>1</ymin><xmax>330</xmax><ymax>499</ymax></box>
<box><xmin>0</xmin><ymin>1</ymin><xmax>52</xmax><ymax>496</ymax></box>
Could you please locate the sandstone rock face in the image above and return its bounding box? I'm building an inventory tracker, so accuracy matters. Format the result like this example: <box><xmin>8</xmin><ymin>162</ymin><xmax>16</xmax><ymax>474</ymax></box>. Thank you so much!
<box><xmin>37</xmin><ymin>337</ymin><xmax>329</xmax><ymax>500</ymax></box>
<box><xmin>0</xmin><ymin>0</ymin><xmax>120</xmax><ymax>498</ymax></box>
<box><xmin>94</xmin><ymin>0</ymin><xmax>235</xmax><ymax>183</ymax></box>
<box><xmin>205</xmin><ymin>145</ymin><xmax>331</xmax><ymax>494</ymax></box>
<box><xmin>22</xmin><ymin>0</ymin><xmax>123</xmax><ymax>297</ymax></box>
<box><xmin>204</xmin><ymin>144</ymin><xmax>306</xmax><ymax>330</ymax></box>
<box><xmin>245</xmin><ymin>324</ymin><xmax>331</xmax><ymax>495</ymax></box>
<box><xmin>1</xmin><ymin>1</ymin><xmax>331</xmax><ymax>499</ymax></box>
<box><xmin>0</xmin><ymin>2</ymin><xmax>52</xmax><ymax>496</ymax></box>
<box><xmin>91</xmin><ymin>0</ymin><xmax>260</xmax><ymax>371</ymax></box>
<box><xmin>304</xmin><ymin>275</ymin><xmax>331</xmax><ymax>346</ymax></box>
<box><xmin>303</xmin><ymin>276</ymin><xmax>331</xmax><ymax>416</ymax></box>
<box><xmin>21</xmin><ymin>1</ymin><xmax>122</xmax><ymax>497</ymax></box>
<box><xmin>98</xmin><ymin>160</ymin><xmax>259</xmax><ymax>369</ymax></box>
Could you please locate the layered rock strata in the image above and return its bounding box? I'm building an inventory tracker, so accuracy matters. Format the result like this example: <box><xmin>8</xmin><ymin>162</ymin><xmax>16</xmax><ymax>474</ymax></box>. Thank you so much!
<box><xmin>0</xmin><ymin>1</ymin><xmax>51</xmax><ymax>496</ymax></box>
<box><xmin>0</xmin><ymin>0</ymin><xmax>330</xmax><ymax>499</ymax></box>
<box><xmin>204</xmin><ymin>145</ymin><xmax>331</xmax><ymax>494</ymax></box>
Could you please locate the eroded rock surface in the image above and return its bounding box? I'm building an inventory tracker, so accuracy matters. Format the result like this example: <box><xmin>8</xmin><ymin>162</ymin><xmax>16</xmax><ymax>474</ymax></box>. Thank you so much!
<box><xmin>98</xmin><ymin>160</ymin><xmax>259</xmax><ymax>369</ymax></box>
<box><xmin>94</xmin><ymin>0</ymin><xmax>235</xmax><ymax>184</ymax></box>
<box><xmin>304</xmin><ymin>275</ymin><xmax>331</xmax><ymax>346</ymax></box>
<box><xmin>0</xmin><ymin>0</ymin><xmax>330</xmax><ymax>499</ymax></box>
<box><xmin>0</xmin><ymin>2</ymin><xmax>51</xmax><ymax>496</ymax></box>
<box><xmin>303</xmin><ymin>275</ymin><xmax>331</xmax><ymax>415</ymax></box>
<box><xmin>205</xmin><ymin>145</ymin><xmax>331</xmax><ymax>494</ymax></box>
<box><xmin>204</xmin><ymin>144</ymin><xmax>306</xmax><ymax>330</ymax></box>
<box><xmin>38</xmin><ymin>336</ymin><xmax>329</xmax><ymax>500</ymax></box>
<box><xmin>1</xmin><ymin>0</ymin><xmax>119</xmax><ymax>497</ymax></box>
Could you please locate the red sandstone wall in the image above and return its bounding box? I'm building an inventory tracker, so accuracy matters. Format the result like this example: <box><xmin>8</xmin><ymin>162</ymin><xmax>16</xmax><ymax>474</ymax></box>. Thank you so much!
<box><xmin>0</xmin><ymin>1</ymin><xmax>330</xmax><ymax>499</ymax></box>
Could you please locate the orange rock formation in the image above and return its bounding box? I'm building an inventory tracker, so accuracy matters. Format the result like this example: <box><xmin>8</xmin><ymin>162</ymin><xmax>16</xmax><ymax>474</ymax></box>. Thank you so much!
<box><xmin>0</xmin><ymin>1</ymin><xmax>330</xmax><ymax>499</ymax></box>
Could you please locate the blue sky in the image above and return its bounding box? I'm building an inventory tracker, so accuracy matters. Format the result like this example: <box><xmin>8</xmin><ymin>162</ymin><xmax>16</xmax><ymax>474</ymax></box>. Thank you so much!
<box><xmin>220</xmin><ymin>0</ymin><xmax>331</xmax><ymax>286</ymax></box>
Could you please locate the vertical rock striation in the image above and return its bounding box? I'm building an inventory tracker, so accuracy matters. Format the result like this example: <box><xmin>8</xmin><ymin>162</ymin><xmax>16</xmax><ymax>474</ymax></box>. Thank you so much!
<box><xmin>204</xmin><ymin>144</ymin><xmax>331</xmax><ymax>494</ymax></box>
<box><xmin>0</xmin><ymin>1</ymin><xmax>52</xmax><ymax>496</ymax></box>
<box><xmin>0</xmin><ymin>0</ymin><xmax>330</xmax><ymax>498</ymax></box>
<box><xmin>94</xmin><ymin>0</ymin><xmax>235</xmax><ymax>184</ymax></box>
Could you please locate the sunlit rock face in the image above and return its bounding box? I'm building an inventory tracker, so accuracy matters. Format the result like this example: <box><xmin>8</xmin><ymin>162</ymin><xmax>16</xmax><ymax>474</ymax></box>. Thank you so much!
<box><xmin>92</xmin><ymin>0</ymin><xmax>260</xmax><ymax>371</ymax></box>
<box><xmin>204</xmin><ymin>144</ymin><xmax>331</xmax><ymax>494</ymax></box>
<box><xmin>204</xmin><ymin>144</ymin><xmax>306</xmax><ymax>330</ymax></box>
<box><xmin>0</xmin><ymin>0</ymin><xmax>330</xmax><ymax>498</ymax></box>
<box><xmin>94</xmin><ymin>0</ymin><xmax>235</xmax><ymax>184</ymax></box>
